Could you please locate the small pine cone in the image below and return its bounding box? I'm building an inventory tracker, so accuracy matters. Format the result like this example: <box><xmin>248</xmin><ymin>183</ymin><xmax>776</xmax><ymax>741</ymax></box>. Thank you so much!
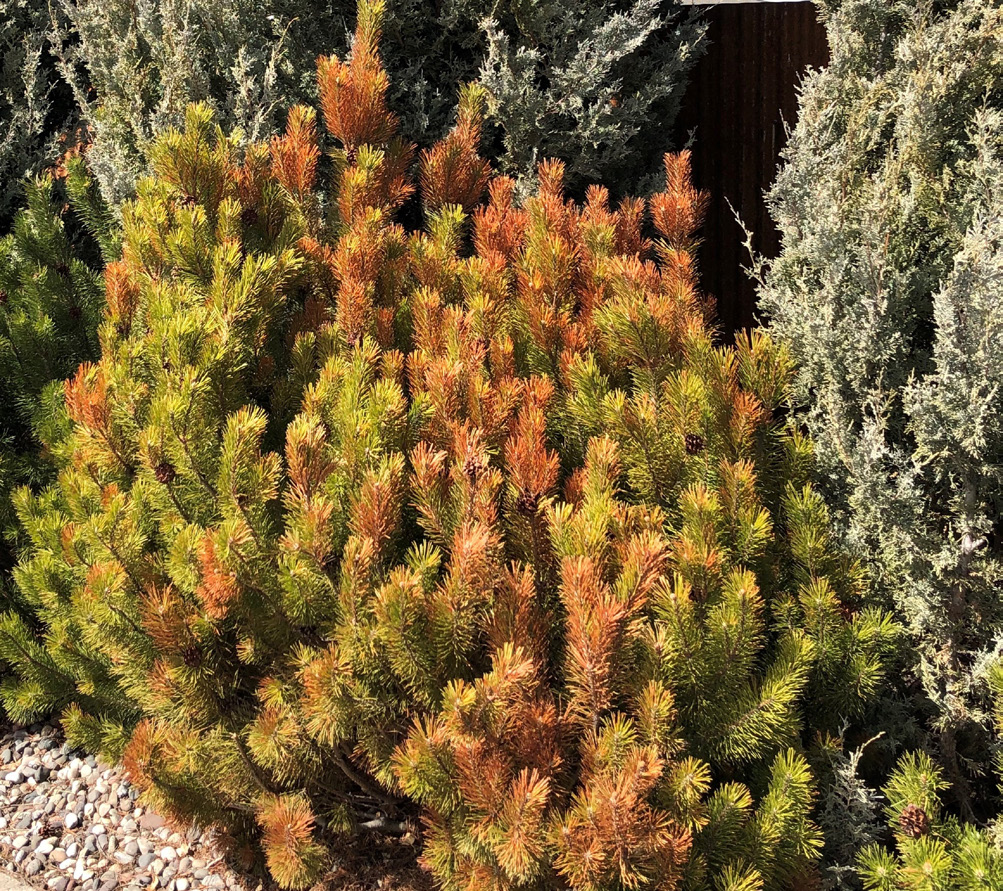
<box><xmin>463</xmin><ymin>454</ymin><xmax>485</xmax><ymax>483</ymax></box>
<box><xmin>899</xmin><ymin>803</ymin><xmax>930</xmax><ymax>839</ymax></box>
<box><xmin>515</xmin><ymin>490</ymin><xmax>540</xmax><ymax>517</ymax></box>
<box><xmin>154</xmin><ymin>461</ymin><xmax>177</xmax><ymax>485</ymax></box>
<box><xmin>0</xmin><ymin>289</ymin><xmax>8</xmax><ymax>305</ymax></box>
<box><xmin>240</xmin><ymin>207</ymin><xmax>259</xmax><ymax>227</ymax></box>
<box><xmin>182</xmin><ymin>644</ymin><xmax>202</xmax><ymax>668</ymax></box>
<box><xmin>346</xmin><ymin>147</ymin><xmax>358</xmax><ymax>166</ymax></box>
<box><xmin>684</xmin><ymin>432</ymin><xmax>705</xmax><ymax>455</ymax></box>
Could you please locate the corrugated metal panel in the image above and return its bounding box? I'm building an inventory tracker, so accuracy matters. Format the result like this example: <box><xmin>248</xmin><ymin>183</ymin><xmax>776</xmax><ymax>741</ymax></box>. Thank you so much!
<box><xmin>674</xmin><ymin>0</ymin><xmax>828</xmax><ymax>333</ymax></box>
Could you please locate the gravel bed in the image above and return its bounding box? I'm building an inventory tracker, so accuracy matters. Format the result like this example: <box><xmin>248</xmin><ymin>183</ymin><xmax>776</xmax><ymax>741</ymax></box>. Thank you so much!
<box><xmin>0</xmin><ymin>723</ymin><xmax>264</xmax><ymax>891</ymax></box>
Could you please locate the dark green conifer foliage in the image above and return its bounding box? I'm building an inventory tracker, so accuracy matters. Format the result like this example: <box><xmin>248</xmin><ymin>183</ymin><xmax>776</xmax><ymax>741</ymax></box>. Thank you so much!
<box><xmin>0</xmin><ymin>161</ymin><xmax>113</xmax><ymax>583</ymax></box>
<box><xmin>0</xmin><ymin>161</ymin><xmax>114</xmax><ymax>717</ymax></box>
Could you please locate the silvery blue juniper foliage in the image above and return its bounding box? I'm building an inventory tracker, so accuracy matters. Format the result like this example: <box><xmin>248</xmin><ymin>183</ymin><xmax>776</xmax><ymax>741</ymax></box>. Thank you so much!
<box><xmin>813</xmin><ymin>737</ymin><xmax>884</xmax><ymax>890</ymax></box>
<box><xmin>762</xmin><ymin>0</ymin><xmax>1003</xmax><ymax>842</ymax></box>
<box><xmin>475</xmin><ymin>0</ymin><xmax>706</xmax><ymax>193</ymax></box>
<box><xmin>6</xmin><ymin>0</ymin><xmax>705</xmax><ymax>216</ymax></box>
<box><xmin>48</xmin><ymin>0</ymin><xmax>344</xmax><ymax>208</ymax></box>
<box><xmin>0</xmin><ymin>0</ymin><xmax>76</xmax><ymax>229</ymax></box>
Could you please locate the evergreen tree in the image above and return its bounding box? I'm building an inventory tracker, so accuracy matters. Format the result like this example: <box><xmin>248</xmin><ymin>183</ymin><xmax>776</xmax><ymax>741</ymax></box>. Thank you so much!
<box><xmin>0</xmin><ymin>0</ymin><xmax>78</xmax><ymax>230</ymax></box>
<box><xmin>462</xmin><ymin>0</ymin><xmax>706</xmax><ymax>194</ymax></box>
<box><xmin>46</xmin><ymin>0</ymin><xmax>352</xmax><ymax>209</ymax></box>
<box><xmin>3</xmin><ymin>6</ymin><xmax>892</xmax><ymax>888</ymax></box>
<box><xmin>18</xmin><ymin>0</ymin><xmax>705</xmax><ymax>212</ymax></box>
<box><xmin>760</xmin><ymin>0</ymin><xmax>1003</xmax><ymax>831</ymax></box>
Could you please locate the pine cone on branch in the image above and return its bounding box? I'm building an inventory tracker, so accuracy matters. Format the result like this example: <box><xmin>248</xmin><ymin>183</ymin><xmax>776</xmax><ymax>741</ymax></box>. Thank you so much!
<box><xmin>154</xmin><ymin>461</ymin><xmax>177</xmax><ymax>484</ymax></box>
<box><xmin>684</xmin><ymin>433</ymin><xmax>705</xmax><ymax>455</ymax></box>
<box><xmin>899</xmin><ymin>803</ymin><xmax>930</xmax><ymax>839</ymax></box>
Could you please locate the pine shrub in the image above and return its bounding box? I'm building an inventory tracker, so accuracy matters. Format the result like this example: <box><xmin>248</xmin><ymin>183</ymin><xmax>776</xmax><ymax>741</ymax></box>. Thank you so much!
<box><xmin>3</xmin><ymin>6</ymin><xmax>894</xmax><ymax>888</ymax></box>
<box><xmin>760</xmin><ymin>0</ymin><xmax>1003</xmax><ymax>840</ymax></box>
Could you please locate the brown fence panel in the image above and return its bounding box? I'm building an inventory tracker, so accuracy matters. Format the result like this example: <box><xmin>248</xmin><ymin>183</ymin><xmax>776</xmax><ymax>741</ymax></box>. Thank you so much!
<box><xmin>674</xmin><ymin>1</ymin><xmax>828</xmax><ymax>333</ymax></box>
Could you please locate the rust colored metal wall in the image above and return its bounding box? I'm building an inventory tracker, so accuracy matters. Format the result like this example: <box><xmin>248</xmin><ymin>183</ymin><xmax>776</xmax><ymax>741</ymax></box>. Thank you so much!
<box><xmin>675</xmin><ymin>1</ymin><xmax>829</xmax><ymax>333</ymax></box>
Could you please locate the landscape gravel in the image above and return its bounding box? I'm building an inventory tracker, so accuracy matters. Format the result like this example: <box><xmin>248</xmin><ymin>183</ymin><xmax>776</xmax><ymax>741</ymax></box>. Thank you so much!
<box><xmin>0</xmin><ymin>723</ymin><xmax>265</xmax><ymax>891</ymax></box>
